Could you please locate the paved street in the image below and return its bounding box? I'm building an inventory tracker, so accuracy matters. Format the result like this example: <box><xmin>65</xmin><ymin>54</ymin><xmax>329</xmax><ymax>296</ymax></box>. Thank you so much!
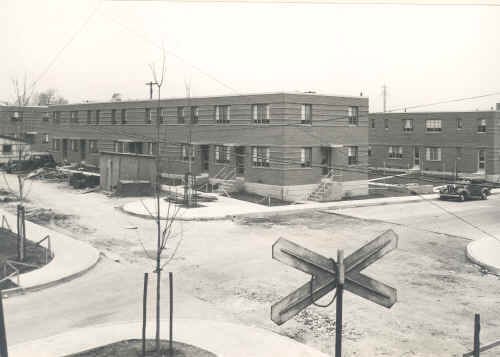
<box><xmin>1</xmin><ymin>175</ymin><xmax>500</xmax><ymax>356</ymax></box>
<box><xmin>330</xmin><ymin>193</ymin><xmax>500</xmax><ymax>241</ymax></box>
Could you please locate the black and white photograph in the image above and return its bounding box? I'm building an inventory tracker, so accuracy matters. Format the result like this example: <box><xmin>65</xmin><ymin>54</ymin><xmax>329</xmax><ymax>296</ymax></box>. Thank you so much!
<box><xmin>1</xmin><ymin>0</ymin><xmax>499</xmax><ymax>356</ymax></box>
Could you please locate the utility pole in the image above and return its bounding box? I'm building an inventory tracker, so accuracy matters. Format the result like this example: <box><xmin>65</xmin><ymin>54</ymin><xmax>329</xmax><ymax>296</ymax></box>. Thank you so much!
<box><xmin>382</xmin><ymin>84</ymin><xmax>388</xmax><ymax>113</ymax></box>
<box><xmin>146</xmin><ymin>81</ymin><xmax>155</xmax><ymax>100</ymax></box>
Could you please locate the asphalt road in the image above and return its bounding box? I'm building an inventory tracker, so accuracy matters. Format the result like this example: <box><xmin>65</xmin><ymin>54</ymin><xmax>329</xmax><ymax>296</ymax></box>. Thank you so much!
<box><xmin>331</xmin><ymin>193</ymin><xmax>500</xmax><ymax>241</ymax></box>
<box><xmin>1</xmin><ymin>175</ymin><xmax>500</xmax><ymax>356</ymax></box>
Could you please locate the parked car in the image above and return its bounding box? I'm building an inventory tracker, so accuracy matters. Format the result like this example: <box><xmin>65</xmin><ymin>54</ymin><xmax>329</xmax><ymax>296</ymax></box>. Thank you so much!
<box><xmin>439</xmin><ymin>179</ymin><xmax>491</xmax><ymax>201</ymax></box>
<box><xmin>5</xmin><ymin>152</ymin><xmax>56</xmax><ymax>173</ymax></box>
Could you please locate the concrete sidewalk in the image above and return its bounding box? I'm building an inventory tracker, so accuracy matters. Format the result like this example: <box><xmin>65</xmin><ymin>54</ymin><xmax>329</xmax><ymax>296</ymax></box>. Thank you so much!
<box><xmin>0</xmin><ymin>209</ymin><xmax>100</xmax><ymax>296</ymax></box>
<box><xmin>466</xmin><ymin>237</ymin><xmax>500</xmax><ymax>275</ymax></box>
<box><xmin>9</xmin><ymin>319</ymin><xmax>328</xmax><ymax>357</ymax></box>
<box><xmin>122</xmin><ymin>193</ymin><xmax>439</xmax><ymax>221</ymax></box>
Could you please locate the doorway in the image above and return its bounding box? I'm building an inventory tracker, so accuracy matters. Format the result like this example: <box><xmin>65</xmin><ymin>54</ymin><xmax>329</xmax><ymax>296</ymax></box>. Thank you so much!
<box><xmin>413</xmin><ymin>147</ymin><xmax>420</xmax><ymax>169</ymax></box>
<box><xmin>201</xmin><ymin>145</ymin><xmax>209</xmax><ymax>172</ymax></box>
<box><xmin>62</xmin><ymin>139</ymin><xmax>68</xmax><ymax>160</ymax></box>
<box><xmin>80</xmin><ymin>140</ymin><xmax>87</xmax><ymax>161</ymax></box>
<box><xmin>320</xmin><ymin>147</ymin><xmax>332</xmax><ymax>175</ymax></box>
<box><xmin>235</xmin><ymin>146</ymin><xmax>245</xmax><ymax>176</ymax></box>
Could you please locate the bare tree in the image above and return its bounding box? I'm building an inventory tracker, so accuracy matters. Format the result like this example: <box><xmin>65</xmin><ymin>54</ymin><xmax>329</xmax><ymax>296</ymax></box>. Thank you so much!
<box><xmin>111</xmin><ymin>93</ymin><xmax>122</xmax><ymax>102</ymax></box>
<box><xmin>36</xmin><ymin>89</ymin><xmax>68</xmax><ymax>105</ymax></box>
<box><xmin>148</xmin><ymin>47</ymin><xmax>183</xmax><ymax>356</ymax></box>
<box><xmin>11</xmin><ymin>75</ymin><xmax>35</xmax><ymax>107</ymax></box>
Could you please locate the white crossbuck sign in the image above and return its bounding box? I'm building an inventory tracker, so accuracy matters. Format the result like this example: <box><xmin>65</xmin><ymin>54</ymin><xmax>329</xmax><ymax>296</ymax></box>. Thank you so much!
<box><xmin>271</xmin><ymin>229</ymin><xmax>398</xmax><ymax>325</ymax></box>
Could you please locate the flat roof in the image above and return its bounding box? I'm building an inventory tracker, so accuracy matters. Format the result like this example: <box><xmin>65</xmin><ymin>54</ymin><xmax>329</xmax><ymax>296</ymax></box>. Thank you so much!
<box><xmin>49</xmin><ymin>91</ymin><xmax>366</xmax><ymax>107</ymax></box>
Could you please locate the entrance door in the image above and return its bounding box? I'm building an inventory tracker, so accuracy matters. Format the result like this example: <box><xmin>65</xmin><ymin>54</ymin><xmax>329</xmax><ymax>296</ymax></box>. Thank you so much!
<box><xmin>320</xmin><ymin>147</ymin><xmax>332</xmax><ymax>175</ymax></box>
<box><xmin>413</xmin><ymin>147</ymin><xmax>420</xmax><ymax>169</ymax></box>
<box><xmin>235</xmin><ymin>146</ymin><xmax>245</xmax><ymax>176</ymax></box>
<box><xmin>62</xmin><ymin>139</ymin><xmax>68</xmax><ymax>160</ymax></box>
<box><xmin>201</xmin><ymin>145</ymin><xmax>209</xmax><ymax>172</ymax></box>
<box><xmin>80</xmin><ymin>140</ymin><xmax>87</xmax><ymax>161</ymax></box>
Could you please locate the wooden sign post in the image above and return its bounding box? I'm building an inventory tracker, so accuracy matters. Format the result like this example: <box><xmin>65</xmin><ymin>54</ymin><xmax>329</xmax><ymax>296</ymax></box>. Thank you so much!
<box><xmin>271</xmin><ymin>229</ymin><xmax>398</xmax><ymax>357</ymax></box>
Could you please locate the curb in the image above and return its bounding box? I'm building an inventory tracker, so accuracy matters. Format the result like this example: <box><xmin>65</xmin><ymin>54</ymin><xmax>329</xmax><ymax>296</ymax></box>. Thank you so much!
<box><xmin>465</xmin><ymin>240</ymin><xmax>500</xmax><ymax>276</ymax></box>
<box><xmin>120</xmin><ymin>195</ymin><xmax>434</xmax><ymax>222</ymax></box>
<box><xmin>1</xmin><ymin>254</ymin><xmax>101</xmax><ymax>298</ymax></box>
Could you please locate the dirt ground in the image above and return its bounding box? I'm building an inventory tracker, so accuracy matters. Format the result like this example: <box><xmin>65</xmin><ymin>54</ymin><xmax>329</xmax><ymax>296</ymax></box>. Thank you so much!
<box><xmin>1</xmin><ymin>175</ymin><xmax>499</xmax><ymax>356</ymax></box>
<box><xmin>68</xmin><ymin>339</ymin><xmax>216</xmax><ymax>357</ymax></box>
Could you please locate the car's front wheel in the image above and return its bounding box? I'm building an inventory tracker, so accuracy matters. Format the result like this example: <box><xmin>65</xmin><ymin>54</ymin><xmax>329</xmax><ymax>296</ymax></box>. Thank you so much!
<box><xmin>481</xmin><ymin>192</ymin><xmax>488</xmax><ymax>200</ymax></box>
<box><xmin>458</xmin><ymin>193</ymin><xmax>466</xmax><ymax>202</ymax></box>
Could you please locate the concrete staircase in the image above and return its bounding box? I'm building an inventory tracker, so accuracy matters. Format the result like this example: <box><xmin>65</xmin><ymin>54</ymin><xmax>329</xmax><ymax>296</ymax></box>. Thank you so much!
<box><xmin>212</xmin><ymin>167</ymin><xmax>237</xmax><ymax>196</ymax></box>
<box><xmin>308</xmin><ymin>180</ymin><xmax>334</xmax><ymax>201</ymax></box>
<box><xmin>307</xmin><ymin>169</ymin><xmax>341</xmax><ymax>202</ymax></box>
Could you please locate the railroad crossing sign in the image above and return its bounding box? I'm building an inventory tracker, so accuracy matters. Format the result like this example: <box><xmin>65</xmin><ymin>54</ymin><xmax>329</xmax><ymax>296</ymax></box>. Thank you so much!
<box><xmin>271</xmin><ymin>229</ymin><xmax>398</xmax><ymax>357</ymax></box>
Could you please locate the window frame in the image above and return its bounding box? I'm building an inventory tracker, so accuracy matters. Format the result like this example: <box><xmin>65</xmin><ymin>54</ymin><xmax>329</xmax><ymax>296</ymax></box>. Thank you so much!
<box><xmin>425</xmin><ymin>119</ymin><xmax>442</xmax><ymax>132</ymax></box>
<box><xmin>300</xmin><ymin>104</ymin><xmax>312</xmax><ymax>124</ymax></box>
<box><xmin>300</xmin><ymin>147</ymin><xmax>312</xmax><ymax>167</ymax></box>
<box><xmin>348</xmin><ymin>106</ymin><xmax>359</xmax><ymax>126</ymax></box>
<box><xmin>251</xmin><ymin>146</ymin><xmax>270</xmax><ymax>167</ymax></box>
<box><xmin>347</xmin><ymin>146</ymin><xmax>359</xmax><ymax>165</ymax></box>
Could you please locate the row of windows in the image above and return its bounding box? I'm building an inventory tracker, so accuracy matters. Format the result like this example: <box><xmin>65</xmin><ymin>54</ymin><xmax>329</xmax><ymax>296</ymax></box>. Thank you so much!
<box><xmin>36</xmin><ymin>104</ymin><xmax>360</xmax><ymax>126</ymax></box>
<box><xmin>179</xmin><ymin>145</ymin><xmax>358</xmax><ymax>167</ymax></box>
<box><xmin>372</xmin><ymin>118</ymin><xmax>488</xmax><ymax>133</ymax></box>
<box><xmin>375</xmin><ymin>145</ymin><xmax>486</xmax><ymax>166</ymax></box>
<box><xmin>51</xmin><ymin>139</ymin><xmax>99</xmax><ymax>153</ymax></box>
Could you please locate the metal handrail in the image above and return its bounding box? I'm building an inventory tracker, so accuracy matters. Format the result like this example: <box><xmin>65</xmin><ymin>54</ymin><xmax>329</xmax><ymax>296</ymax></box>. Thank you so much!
<box><xmin>1</xmin><ymin>261</ymin><xmax>20</xmax><ymax>286</ymax></box>
<box><xmin>1</xmin><ymin>215</ymin><xmax>11</xmax><ymax>231</ymax></box>
<box><xmin>35</xmin><ymin>235</ymin><xmax>53</xmax><ymax>263</ymax></box>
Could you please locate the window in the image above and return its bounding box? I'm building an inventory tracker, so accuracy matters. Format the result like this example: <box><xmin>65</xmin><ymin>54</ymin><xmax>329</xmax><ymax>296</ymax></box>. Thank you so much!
<box><xmin>159</xmin><ymin>109</ymin><xmax>167</xmax><ymax>124</ymax></box>
<box><xmin>2</xmin><ymin>145</ymin><xmax>12</xmax><ymax>154</ymax></box>
<box><xmin>145</xmin><ymin>108</ymin><xmax>152</xmax><ymax>124</ymax></box>
<box><xmin>52</xmin><ymin>139</ymin><xmax>61</xmax><ymax>151</ymax></box>
<box><xmin>300</xmin><ymin>104</ymin><xmax>312</xmax><ymax>124</ymax></box>
<box><xmin>370</xmin><ymin>118</ymin><xmax>375</xmax><ymax>128</ymax></box>
<box><xmin>347</xmin><ymin>146</ymin><xmax>359</xmax><ymax>165</ymax></box>
<box><xmin>455</xmin><ymin>147</ymin><xmax>462</xmax><ymax>159</ymax></box>
<box><xmin>215</xmin><ymin>105</ymin><xmax>230</xmax><ymax>124</ymax></box>
<box><xmin>478</xmin><ymin>149</ymin><xmax>486</xmax><ymax>172</ymax></box>
<box><xmin>384</xmin><ymin>118</ymin><xmax>389</xmax><ymax>130</ymax></box>
<box><xmin>42</xmin><ymin>113</ymin><xmax>49</xmax><ymax>122</ymax></box>
<box><xmin>477</xmin><ymin>119</ymin><xmax>487</xmax><ymax>133</ymax></box>
<box><xmin>388</xmin><ymin>146</ymin><xmax>403</xmax><ymax>159</ymax></box>
<box><xmin>53</xmin><ymin>112</ymin><xmax>61</xmax><ymax>124</ymax></box>
<box><xmin>144</xmin><ymin>142</ymin><xmax>155</xmax><ymax>155</ymax></box>
<box><xmin>368</xmin><ymin>145</ymin><xmax>372</xmax><ymax>157</ymax></box>
<box><xmin>111</xmin><ymin>109</ymin><xmax>117</xmax><ymax>124</ymax></box>
<box><xmin>180</xmin><ymin>144</ymin><xmax>196</xmax><ymax>161</ymax></box>
<box><xmin>425</xmin><ymin>147</ymin><xmax>442</xmax><ymax>161</ymax></box>
<box><xmin>425</xmin><ymin>119</ymin><xmax>442</xmax><ymax>132</ymax></box>
<box><xmin>11</xmin><ymin>112</ymin><xmax>20</xmax><ymax>121</ymax></box>
<box><xmin>177</xmin><ymin>107</ymin><xmax>186</xmax><ymax>124</ymax></box>
<box><xmin>121</xmin><ymin>109</ymin><xmax>127</xmax><ymax>124</ymax></box>
<box><xmin>41</xmin><ymin>133</ymin><xmax>49</xmax><ymax>144</ymax></box>
<box><xmin>215</xmin><ymin>145</ymin><xmax>230</xmax><ymax>163</ymax></box>
<box><xmin>114</xmin><ymin>141</ymin><xmax>146</xmax><ymax>154</ymax></box>
<box><xmin>95</xmin><ymin>110</ymin><xmax>100</xmax><ymax>124</ymax></box>
<box><xmin>89</xmin><ymin>140</ymin><xmax>99</xmax><ymax>153</ymax></box>
<box><xmin>252</xmin><ymin>146</ymin><xmax>270</xmax><ymax>167</ymax></box>
<box><xmin>403</xmin><ymin>119</ymin><xmax>413</xmax><ymax>132</ymax></box>
<box><xmin>348</xmin><ymin>106</ymin><xmax>359</xmax><ymax>125</ymax></box>
<box><xmin>456</xmin><ymin>118</ymin><xmax>463</xmax><ymax>130</ymax></box>
<box><xmin>252</xmin><ymin>104</ymin><xmax>270</xmax><ymax>124</ymax></box>
<box><xmin>70</xmin><ymin>111</ymin><xmax>78</xmax><ymax>123</ymax></box>
<box><xmin>70</xmin><ymin>139</ymin><xmax>79</xmax><ymax>152</ymax></box>
<box><xmin>191</xmin><ymin>107</ymin><xmax>199</xmax><ymax>124</ymax></box>
<box><xmin>300</xmin><ymin>147</ymin><xmax>312</xmax><ymax>167</ymax></box>
<box><xmin>86</xmin><ymin>110</ymin><xmax>92</xmax><ymax>124</ymax></box>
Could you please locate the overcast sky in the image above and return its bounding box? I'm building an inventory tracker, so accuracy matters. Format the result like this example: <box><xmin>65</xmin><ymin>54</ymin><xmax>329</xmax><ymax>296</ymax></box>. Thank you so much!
<box><xmin>2</xmin><ymin>0</ymin><xmax>500</xmax><ymax>112</ymax></box>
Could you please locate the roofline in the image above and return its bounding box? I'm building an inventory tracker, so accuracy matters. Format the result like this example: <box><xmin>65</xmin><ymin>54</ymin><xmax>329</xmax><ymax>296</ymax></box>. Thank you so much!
<box><xmin>370</xmin><ymin>110</ymin><xmax>495</xmax><ymax>115</ymax></box>
<box><xmin>48</xmin><ymin>91</ymin><xmax>367</xmax><ymax>107</ymax></box>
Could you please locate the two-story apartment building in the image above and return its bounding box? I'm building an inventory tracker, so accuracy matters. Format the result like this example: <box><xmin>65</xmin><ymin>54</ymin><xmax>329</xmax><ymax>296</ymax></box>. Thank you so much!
<box><xmin>368</xmin><ymin>104</ymin><xmax>500</xmax><ymax>182</ymax></box>
<box><xmin>2</xmin><ymin>93</ymin><xmax>369</xmax><ymax>201</ymax></box>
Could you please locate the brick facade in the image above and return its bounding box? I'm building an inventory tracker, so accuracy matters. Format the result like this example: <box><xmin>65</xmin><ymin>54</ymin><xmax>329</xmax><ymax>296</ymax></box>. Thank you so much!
<box><xmin>368</xmin><ymin>108</ymin><xmax>500</xmax><ymax>181</ymax></box>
